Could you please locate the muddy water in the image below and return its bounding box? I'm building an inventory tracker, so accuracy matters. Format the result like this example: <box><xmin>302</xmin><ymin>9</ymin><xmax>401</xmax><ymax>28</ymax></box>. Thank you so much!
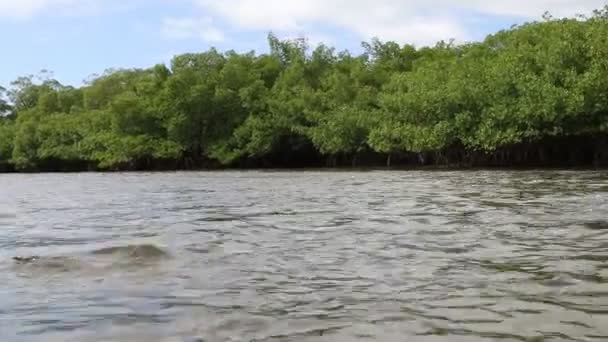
<box><xmin>0</xmin><ymin>171</ymin><xmax>607</xmax><ymax>341</ymax></box>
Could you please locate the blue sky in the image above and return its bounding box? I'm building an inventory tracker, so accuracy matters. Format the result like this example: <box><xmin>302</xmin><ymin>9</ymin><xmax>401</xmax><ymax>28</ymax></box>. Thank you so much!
<box><xmin>1</xmin><ymin>0</ymin><xmax>606</xmax><ymax>87</ymax></box>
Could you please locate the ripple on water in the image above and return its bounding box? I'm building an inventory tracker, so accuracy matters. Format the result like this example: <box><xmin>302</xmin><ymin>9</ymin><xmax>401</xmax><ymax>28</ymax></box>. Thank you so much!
<box><xmin>1</xmin><ymin>171</ymin><xmax>608</xmax><ymax>341</ymax></box>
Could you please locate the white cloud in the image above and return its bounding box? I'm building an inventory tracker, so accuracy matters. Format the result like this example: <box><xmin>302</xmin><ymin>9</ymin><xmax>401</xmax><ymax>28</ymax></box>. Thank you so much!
<box><xmin>453</xmin><ymin>0</ymin><xmax>606</xmax><ymax>18</ymax></box>
<box><xmin>0</xmin><ymin>0</ymin><xmax>71</xmax><ymax>18</ymax></box>
<box><xmin>194</xmin><ymin>0</ymin><xmax>608</xmax><ymax>45</ymax></box>
<box><xmin>162</xmin><ymin>17</ymin><xmax>225</xmax><ymax>42</ymax></box>
<box><xmin>0</xmin><ymin>0</ymin><xmax>135</xmax><ymax>19</ymax></box>
<box><xmin>2</xmin><ymin>0</ymin><xmax>604</xmax><ymax>45</ymax></box>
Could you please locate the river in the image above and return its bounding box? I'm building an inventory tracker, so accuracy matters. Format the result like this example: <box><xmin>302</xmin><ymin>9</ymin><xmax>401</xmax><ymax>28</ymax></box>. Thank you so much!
<box><xmin>1</xmin><ymin>171</ymin><xmax>607</xmax><ymax>341</ymax></box>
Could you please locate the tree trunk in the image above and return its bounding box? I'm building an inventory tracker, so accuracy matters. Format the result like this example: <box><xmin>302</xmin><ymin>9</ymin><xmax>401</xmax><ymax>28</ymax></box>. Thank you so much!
<box><xmin>327</xmin><ymin>155</ymin><xmax>337</xmax><ymax>167</ymax></box>
<box><xmin>418</xmin><ymin>153</ymin><xmax>426</xmax><ymax>165</ymax></box>
<box><xmin>538</xmin><ymin>146</ymin><xmax>546</xmax><ymax>164</ymax></box>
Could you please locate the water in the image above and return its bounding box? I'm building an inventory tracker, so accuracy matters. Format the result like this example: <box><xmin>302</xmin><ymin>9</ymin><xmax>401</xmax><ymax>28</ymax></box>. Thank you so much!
<box><xmin>1</xmin><ymin>171</ymin><xmax>607</xmax><ymax>342</ymax></box>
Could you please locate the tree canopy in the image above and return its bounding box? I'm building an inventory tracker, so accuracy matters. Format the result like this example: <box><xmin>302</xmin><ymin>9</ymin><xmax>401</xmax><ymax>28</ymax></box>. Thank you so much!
<box><xmin>2</xmin><ymin>10</ymin><xmax>608</xmax><ymax>171</ymax></box>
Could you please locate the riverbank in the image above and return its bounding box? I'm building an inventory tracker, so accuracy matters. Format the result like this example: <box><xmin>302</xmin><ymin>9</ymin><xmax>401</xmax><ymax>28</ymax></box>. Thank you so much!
<box><xmin>2</xmin><ymin>134</ymin><xmax>606</xmax><ymax>173</ymax></box>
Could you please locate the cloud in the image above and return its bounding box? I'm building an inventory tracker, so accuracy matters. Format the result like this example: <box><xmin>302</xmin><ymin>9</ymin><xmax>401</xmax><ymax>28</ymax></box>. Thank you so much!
<box><xmin>0</xmin><ymin>0</ymin><xmax>141</xmax><ymax>19</ymax></box>
<box><xmin>453</xmin><ymin>0</ymin><xmax>606</xmax><ymax>18</ymax></box>
<box><xmin>0</xmin><ymin>0</ymin><xmax>71</xmax><ymax>18</ymax></box>
<box><xmin>161</xmin><ymin>16</ymin><xmax>225</xmax><ymax>42</ymax></box>
<box><xmin>194</xmin><ymin>0</ymin><xmax>608</xmax><ymax>45</ymax></box>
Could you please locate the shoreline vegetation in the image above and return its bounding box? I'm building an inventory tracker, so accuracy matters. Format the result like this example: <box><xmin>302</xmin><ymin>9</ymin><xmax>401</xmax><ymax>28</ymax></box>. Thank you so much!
<box><xmin>1</xmin><ymin>8</ymin><xmax>608</xmax><ymax>173</ymax></box>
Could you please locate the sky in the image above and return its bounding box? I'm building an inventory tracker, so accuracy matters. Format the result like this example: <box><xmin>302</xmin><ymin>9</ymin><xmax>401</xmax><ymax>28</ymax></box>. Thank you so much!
<box><xmin>0</xmin><ymin>0</ymin><xmax>607</xmax><ymax>87</ymax></box>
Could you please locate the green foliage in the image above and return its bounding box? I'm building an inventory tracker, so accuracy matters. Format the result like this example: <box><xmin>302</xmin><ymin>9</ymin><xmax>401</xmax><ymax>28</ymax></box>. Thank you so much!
<box><xmin>12</xmin><ymin>115</ymin><xmax>40</xmax><ymax>169</ymax></box>
<box><xmin>36</xmin><ymin>113</ymin><xmax>85</xmax><ymax>161</ymax></box>
<box><xmin>3</xmin><ymin>8</ymin><xmax>608</xmax><ymax>170</ymax></box>
<box><xmin>305</xmin><ymin>106</ymin><xmax>373</xmax><ymax>154</ymax></box>
<box><xmin>0</xmin><ymin>86</ymin><xmax>11</xmax><ymax>116</ymax></box>
<box><xmin>0</xmin><ymin>119</ymin><xmax>15</xmax><ymax>163</ymax></box>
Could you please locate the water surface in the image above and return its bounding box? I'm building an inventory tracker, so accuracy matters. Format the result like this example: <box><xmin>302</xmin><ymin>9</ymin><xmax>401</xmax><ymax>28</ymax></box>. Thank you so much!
<box><xmin>1</xmin><ymin>171</ymin><xmax>607</xmax><ymax>341</ymax></box>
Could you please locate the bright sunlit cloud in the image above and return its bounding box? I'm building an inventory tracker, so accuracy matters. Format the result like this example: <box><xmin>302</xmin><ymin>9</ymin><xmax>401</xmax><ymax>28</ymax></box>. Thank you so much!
<box><xmin>161</xmin><ymin>17</ymin><xmax>225</xmax><ymax>42</ymax></box>
<box><xmin>193</xmin><ymin>0</ymin><xmax>608</xmax><ymax>45</ymax></box>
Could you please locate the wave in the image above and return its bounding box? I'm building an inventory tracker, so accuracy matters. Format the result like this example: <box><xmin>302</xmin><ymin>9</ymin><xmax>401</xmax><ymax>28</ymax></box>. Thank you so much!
<box><xmin>91</xmin><ymin>244</ymin><xmax>169</xmax><ymax>259</ymax></box>
<box><xmin>10</xmin><ymin>244</ymin><xmax>169</xmax><ymax>275</ymax></box>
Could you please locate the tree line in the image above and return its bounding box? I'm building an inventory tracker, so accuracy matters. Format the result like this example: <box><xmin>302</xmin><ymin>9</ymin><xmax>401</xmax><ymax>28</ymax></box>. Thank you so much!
<box><xmin>1</xmin><ymin>8</ymin><xmax>608</xmax><ymax>171</ymax></box>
